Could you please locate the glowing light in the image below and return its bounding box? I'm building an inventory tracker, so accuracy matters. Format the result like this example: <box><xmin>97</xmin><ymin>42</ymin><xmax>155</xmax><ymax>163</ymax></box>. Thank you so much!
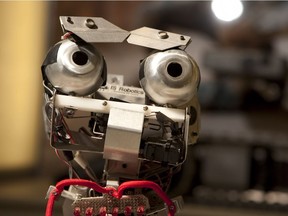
<box><xmin>211</xmin><ymin>0</ymin><xmax>243</xmax><ymax>22</ymax></box>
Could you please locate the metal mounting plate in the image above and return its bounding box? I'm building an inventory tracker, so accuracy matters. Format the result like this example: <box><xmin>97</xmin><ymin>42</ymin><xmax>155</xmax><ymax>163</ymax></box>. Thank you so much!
<box><xmin>127</xmin><ymin>27</ymin><xmax>191</xmax><ymax>50</ymax></box>
<box><xmin>59</xmin><ymin>16</ymin><xmax>130</xmax><ymax>43</ymax></box>
<box><xmin>103</xmin><ymin>107</ymin><xmax>144</xmax><ymax>163</ymax></box>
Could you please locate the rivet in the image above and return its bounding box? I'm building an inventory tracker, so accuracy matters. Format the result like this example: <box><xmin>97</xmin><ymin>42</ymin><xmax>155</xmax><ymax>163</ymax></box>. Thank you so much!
<box><xmin>67</xmin><ymin>17</ymin><xmax>74</xmax><ymax>24</ymax></box>
<box><xmin>85</xmin><ymin>18</ymin><xmax>98</xmax><ymax>29</ymax></box>
<box><xmin>158</xmin><ymin>31</ymin><xmax>169</xmax><ymax>39</ymax></box>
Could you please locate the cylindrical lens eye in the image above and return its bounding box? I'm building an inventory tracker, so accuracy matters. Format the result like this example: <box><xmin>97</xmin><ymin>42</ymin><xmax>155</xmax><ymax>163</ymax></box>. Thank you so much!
<box><xmin>139</xmin><ymin>49</ymin><xmax>200</xmax><ymax>107</ymax></box>
<box><xmin>42</xmin><ymin>39</ymin><xmax>106</xmax><ymax>96</ymax></box>
<box><xmin>167</xmin><ymin>62</ymin><xmax>182</xmax><ymax>78</ymax></box>
<box><xmin>72</xmin><ymin>51</ymin><xmax>89</xmax><ymax>66</ymax></box>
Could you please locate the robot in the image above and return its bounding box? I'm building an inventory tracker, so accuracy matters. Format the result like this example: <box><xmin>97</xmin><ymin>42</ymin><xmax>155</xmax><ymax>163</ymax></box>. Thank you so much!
<box><xmin>42</xmin><ymin>16</ymin><xmax>200</xmax><ymax>216</ymax></box>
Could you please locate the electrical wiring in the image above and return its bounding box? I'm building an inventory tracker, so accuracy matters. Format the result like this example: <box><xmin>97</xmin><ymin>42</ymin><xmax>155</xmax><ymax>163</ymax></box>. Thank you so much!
<box><xmin>54</xmin><ymin>149</ymin><xmax>71</xmax><ymax>168</ymax></box>
<box><xmin>116</xmin><ymin>180</ymin><xmax>176</xmax><ymax>216</ymax></box>
<box><xmin>45</xmin><ymin>178</ymin><xmax>176</xmax><ymax>216</ymax></box>
<box><xmin>59</xmin><ymin>110</ymin><xmax>76</xmax><ymax>144</ymax></box>
<box><xmin>54</xmin><ymin>150</ymin><xmax>81</xmax><ymax>179</ymax></box>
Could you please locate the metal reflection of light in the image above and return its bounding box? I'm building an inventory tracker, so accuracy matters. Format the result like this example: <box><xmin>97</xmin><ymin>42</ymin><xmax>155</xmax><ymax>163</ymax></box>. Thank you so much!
<box><xmin>211</xmin><ymin>0</ymin><xmax>243</xmax><ymax>22</ymax></box>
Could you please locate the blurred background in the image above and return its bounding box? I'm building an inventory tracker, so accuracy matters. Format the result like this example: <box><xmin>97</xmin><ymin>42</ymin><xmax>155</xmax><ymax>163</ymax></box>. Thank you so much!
<box><xmin>0</xmin><ymin>1</ymin><xmax>288</xmax><ymax>215</ymax></box>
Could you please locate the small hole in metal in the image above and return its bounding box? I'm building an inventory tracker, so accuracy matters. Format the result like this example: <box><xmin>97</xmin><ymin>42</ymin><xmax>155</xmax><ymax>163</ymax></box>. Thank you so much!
<box><xmin>167</xmin><ymin>62</ymin><xmax>182</xmax><ymax>78</ymax></box>
<box><xmin>72</xmin><ymin>51</ymin><xmax>88</xmax><ymax>66</ymax></box>
<box><xmin>67</xmin><ymin>17</ymin><xmax>74</xmax><ymax>24</ymax></box>
<box><xmin>85</xmin><ymin>18</ymin><xmax>98</xmax><ymax>29</ymax></box>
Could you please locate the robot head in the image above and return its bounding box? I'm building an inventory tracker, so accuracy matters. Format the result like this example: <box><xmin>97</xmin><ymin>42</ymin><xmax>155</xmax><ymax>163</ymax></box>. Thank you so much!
<box><xmin>42</xmin><ymin>16</ymin><xmax>200</xmax><ymax>216</ymax></box>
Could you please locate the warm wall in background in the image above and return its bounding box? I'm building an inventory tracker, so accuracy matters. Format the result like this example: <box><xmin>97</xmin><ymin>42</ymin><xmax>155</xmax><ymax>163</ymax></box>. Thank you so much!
<box><xmin>0</xmin><ymin>2</ymin><xmax>48</xmax><ymax>171</ymax></box>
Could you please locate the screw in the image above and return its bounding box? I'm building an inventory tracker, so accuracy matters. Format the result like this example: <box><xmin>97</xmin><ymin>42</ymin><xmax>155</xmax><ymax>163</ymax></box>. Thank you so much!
<box><xmin>67</xmin><ymin>17</ymin><xmax>74</xmax><ymax>24</ymax></box>
<box><xmin>158</xmin><ymin>31</ymin><xmax>169</xmax><ymax>39</ymax></box>
<box><xmin>85</xmin><ymin>18</ymin><xmax>98</xmax><ymax>29</ymax></box>
<box><xmin>180</xmin><ymin>35</ymin><xmax>185</xmax><ymax>41</ymax></box>
<box><xmin>143</xmin><ymin>106</ymin><xmax>148</xmax><ymax>111</ymax></box>
<box><xmin>65</xmin><ymin>109</ymin><xmax>74</xmax><ymax>116</ymax></box>
<box><xmin>102</xmin><ymin>101</ymin><xmax>108</xmax><ymax>106</ymax></box>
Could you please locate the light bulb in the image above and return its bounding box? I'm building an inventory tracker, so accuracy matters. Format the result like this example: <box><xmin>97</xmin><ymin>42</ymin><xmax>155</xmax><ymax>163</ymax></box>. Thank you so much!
<box><xmin>211</xmin><ymin>0</ymin><xmax>243</xmax><ymax>22</ymax></box>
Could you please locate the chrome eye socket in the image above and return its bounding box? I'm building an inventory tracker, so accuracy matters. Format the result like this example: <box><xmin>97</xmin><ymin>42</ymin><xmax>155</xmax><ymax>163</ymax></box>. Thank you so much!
<box><xmin>139</xmin><ymin>49</ymin><xmax>200</xmax><ymax>107</ymax></box>
<box><xmin>72</xmin><ymin>51</ymin><xmax>89</xmax><ymax>66</ymax></box>
<box><xmin>167</xmin><ymin>62</ymin><xmax>183</xmax><ymax>78</ymax></box>
<box><xmin>42</xmin><ymin>39</ymin><xmax>106</xmax><ymax>96</ymax></box>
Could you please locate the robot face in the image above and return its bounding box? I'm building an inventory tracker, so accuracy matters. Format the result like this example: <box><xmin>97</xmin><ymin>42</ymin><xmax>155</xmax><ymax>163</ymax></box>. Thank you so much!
<box><xmin>42</xmin><ymin>16</ymin><xmax>200</xmax><ymax>216</ymax></box>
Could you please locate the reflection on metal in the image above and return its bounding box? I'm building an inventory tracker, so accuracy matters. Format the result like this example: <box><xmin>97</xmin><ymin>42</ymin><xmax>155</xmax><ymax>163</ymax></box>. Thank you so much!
<box><xmin>127</xmin><ymin>27</ymin><xmax>191</xmax><ymax>50</ymax></box>
<box><xmin>103</xmin><ymin>107</ymin><xmax>144</xmax><ymax>163</ymax></box>
<box><xmin>60</xmin><ymin>16</ymin><xmax>130</xmax><ymax>43</ymax></box>
<box><xmin>60</xmin><ymin>16</ymin><xmax>191</xmax><ymax>50</ymax></box>
<box><xmin>140</xmin><ymin>49</ymin><xmax>200</xmax><ymax>107</ymax></box>
<box><xmin>42</xmin><ymin>16</ymin><xmax>200</xmax><ymax>216</ymax></box>
<box><xmin>42</xmin><ymin>39</ymin><xmax>106</xmax><ymax>96</ymax></box>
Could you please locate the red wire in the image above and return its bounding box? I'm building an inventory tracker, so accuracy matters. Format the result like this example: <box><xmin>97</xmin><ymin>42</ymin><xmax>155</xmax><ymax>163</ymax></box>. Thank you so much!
<box><xmin>45</xmin><ymin>190</ymin><xmax>58</xmax><ymax>216</ymax></box>
<box><xmin>45</xmin><ymin>178</ymin><xmax>176</xmax><ymax>216</ymax></box>
<box><xmin>116</xmin><ymin>180</ymin><xmax>176</xmax><ymax>216</ymax></box>
<box><xmin>45</xmin><ymin>179</ymin><xmax>115</xmax><ymax>216</ymax></box>
<box><xmin>62</xmin><ymin>32</ymin><xmax>73</xmax><ymax>40</ymax></box>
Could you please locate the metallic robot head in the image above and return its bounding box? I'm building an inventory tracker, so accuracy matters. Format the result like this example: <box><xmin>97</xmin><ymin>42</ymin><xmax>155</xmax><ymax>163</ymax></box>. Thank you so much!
<box><xmin>42</xmin><ymin>16</ymin><xmax>200</xmax><ymax>216</ymax></box>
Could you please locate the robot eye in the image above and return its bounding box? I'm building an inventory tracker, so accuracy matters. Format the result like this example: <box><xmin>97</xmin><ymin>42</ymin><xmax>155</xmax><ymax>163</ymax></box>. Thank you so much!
<box><xmin>72</xmin><ymin>51</ymin><xmax>89</xmax><ymax>66</ymax></box>
<box><xmin>139</xmin><ymin>49</ymin><xmax>200</xmax><ymax>107</ymax></box>
<box><xmin>167</xmin><ymin>62</ymin><xmax>183</xmax><ymax>78</ymax></box>
<box><xmin>42</xmin><ymin>39</ymin><xmax>106</xmax><ymax>96</ymax></box>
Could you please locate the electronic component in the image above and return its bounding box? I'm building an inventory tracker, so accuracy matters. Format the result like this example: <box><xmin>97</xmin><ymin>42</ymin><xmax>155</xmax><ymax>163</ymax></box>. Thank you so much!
<box><xmin>42</xmin><ymin>16</ymin><xmax>200</xmax><ymax>216</ymax></box>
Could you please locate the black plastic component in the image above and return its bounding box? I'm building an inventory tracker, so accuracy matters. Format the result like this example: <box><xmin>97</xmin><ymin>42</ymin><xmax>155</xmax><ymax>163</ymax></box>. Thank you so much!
<box><xmin>143</xmin><ymin>138</ymin><xmax>184</xmax><ymax>165</ymax></box>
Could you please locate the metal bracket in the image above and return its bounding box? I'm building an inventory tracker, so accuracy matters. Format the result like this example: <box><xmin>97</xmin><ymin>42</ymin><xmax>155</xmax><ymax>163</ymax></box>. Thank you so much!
<box><xmin>103</xmin><ymin>107</ymin><xmax>144</xmax><ymax>163</ymax></box>
<box><xmin>127</xmin><ymin>27</ymin><xmax>191</xmax><ymax>50</ymax></box>
<box><xmin>59</xmin><ymin>16</ymin><xmax>191</xmax><ymax>50</ymax></box>
<box><xmin>59</xmin><ymin>16</ymin><xmax>130</xmax><ymax>43</ymax></box>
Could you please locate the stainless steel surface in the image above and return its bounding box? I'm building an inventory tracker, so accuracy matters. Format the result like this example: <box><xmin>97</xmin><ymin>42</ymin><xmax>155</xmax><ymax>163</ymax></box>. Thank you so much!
<box><xmin>60</xmin><ymin>16</ymin><xmax>191</xmax><ymax>50</ymax></box>
<box><xmin>60</xmin><ymin>16</ymin><xmax>130</xmax><ymax>43</ymax></box>
<box><xmin>102</xmin><ymin>107</ymin><xmax>144</xmax><ymax>178</ymax></box>
<box><xmin>127</xmin><ymin>27</ymin><xmax>191</xmax><ymax>50</ymax></box>
<box><xmin>96</xmin><ymin>84</ymin><xmax>146</xmax><ymax>104</ymax></box>
<box><xmin>103</xmin><ymin>107</ymin><xmax>144</xmax><ymax>163</ymax></box>
<box><xmin>44</xmin><ymin>39</ymin><xmax>105</xmax><ymax>96</ymax></box>
<box><xmin>54</xmin><ymin>94</ymin><xmax>186</xmax><ymax>122</ymax></box>
<box><xmin>140</xmin><ymin>49</ymin><xmax>200</xmax><ymax>107</ymax></box>
<box><xmin>41</xmin><ymin>15</ymin><xmax>202</xmax><ymax>216</ymax></box>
